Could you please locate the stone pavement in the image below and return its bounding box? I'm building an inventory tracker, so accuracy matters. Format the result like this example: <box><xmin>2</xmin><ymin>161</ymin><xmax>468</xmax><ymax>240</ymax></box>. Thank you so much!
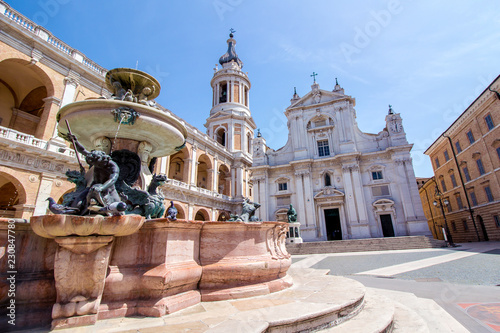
<box><xmin>21</xmin><ymin>241</ymin><xmax>500</xmax><ymax>332</ymax></box>
<box><xmin>299</xmin><ymin>241</ymin><xmax>500</xmax><ymax>333</ymax></box>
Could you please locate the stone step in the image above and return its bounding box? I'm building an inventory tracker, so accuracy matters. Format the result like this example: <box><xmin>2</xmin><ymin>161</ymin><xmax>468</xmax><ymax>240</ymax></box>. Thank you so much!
<box><xmin>392</xmin><ymin>300</ymin><xmax>429</xmax><ymax>333</ymax></box>
<box><xmin>287</xmin><ymin>236</ymin><xmax>446</xmax><ymax>255</ymax></box>
<box><xmin>318</xmin><ymin>291</ymin><xmax>394</xmax><ymax>333</ymax></box>
<box><xmin>50</xmin><ymin>268</ymin><xmax>368</xmax><ymax>333</ymax></box>
<box><xmin>206</xmin><ymin>269</ymin><xmax>367</xmax><ymax>332</ymax></box>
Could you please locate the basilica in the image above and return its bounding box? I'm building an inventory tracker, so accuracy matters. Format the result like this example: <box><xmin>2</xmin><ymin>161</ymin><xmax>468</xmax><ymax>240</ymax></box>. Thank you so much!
<box><xmin>0</xmin><ymin>1</ymin><xmax>429</xmax><ymax>241</ymax></box>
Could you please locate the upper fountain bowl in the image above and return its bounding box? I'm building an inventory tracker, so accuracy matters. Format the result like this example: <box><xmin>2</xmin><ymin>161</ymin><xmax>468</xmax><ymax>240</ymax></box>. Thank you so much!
<box><xmin>105</xmin><ymin>68</ymin><xmax>161</xmax><ymax>100</ymax></box>
<box><xmin>56</xmin><ymin>68</ymin><xmax>187</xmax><ymax>157</ymax></box>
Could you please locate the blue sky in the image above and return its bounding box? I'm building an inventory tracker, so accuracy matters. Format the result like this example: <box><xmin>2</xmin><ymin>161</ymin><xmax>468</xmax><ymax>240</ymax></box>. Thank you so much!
<box><xmin>7</xmin><ymin>0</ymin><xmax>500</xmax><ymax>177</ymax></box>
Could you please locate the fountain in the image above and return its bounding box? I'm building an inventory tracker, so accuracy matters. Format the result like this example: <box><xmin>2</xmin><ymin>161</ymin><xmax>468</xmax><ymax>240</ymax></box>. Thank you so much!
<box><xmin>20</xmin><ymin>68</ymin><xmax>292</xmax><ymax>330</ymax></box>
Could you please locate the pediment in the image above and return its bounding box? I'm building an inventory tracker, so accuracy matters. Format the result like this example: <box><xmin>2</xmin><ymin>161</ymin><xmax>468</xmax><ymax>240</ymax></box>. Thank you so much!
<box><xmin>372</xmin><ymin>199</ymin><xmax>395</xmax><ymax>211</ymax></box>
<box><xmin>314</xmin><ymin>187</ymin><xmax>345</xmax><ymax>199</ymax></box>
<box><xmin>289</xmin><ymin>89</ymin><xmax>346</xmax><ymax>109</ymax></box>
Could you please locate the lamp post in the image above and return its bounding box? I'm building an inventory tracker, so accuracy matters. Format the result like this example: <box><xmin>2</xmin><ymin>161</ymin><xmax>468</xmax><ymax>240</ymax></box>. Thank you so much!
<box><xmin>433</xmin><ymin>186</ymin><xmax>455</xmax><ymax>247</ymax></box>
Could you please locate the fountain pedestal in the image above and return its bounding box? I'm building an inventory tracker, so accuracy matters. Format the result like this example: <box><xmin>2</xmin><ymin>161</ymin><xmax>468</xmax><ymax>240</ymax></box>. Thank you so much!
<box><xmin>30</xmin><ymin>214</ymin><xmax>144</xmax><ymax>330</ymax></box>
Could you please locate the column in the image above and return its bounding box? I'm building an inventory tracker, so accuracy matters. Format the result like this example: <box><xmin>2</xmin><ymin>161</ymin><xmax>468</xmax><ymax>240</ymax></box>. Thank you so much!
<box><xmin>302</xmin><ymin>172</ymin><xmax>315</xmax><ymax>228</ymax></box>
<box><xmin>33</xmin><ymin>173</ymin><xmax>57</xmax><ymax>216</ymax></box>
<box><xmin>207</xmin><ymin>168</ymin><xmax>214</xmax><ymax>192</ymax></box>
<box><xmin>235</xmin><ymin>164</ymin><xmax>244</xmax><ymax>198</ymax></box>
<box><xmin>229</xmin><ymin>81</ymin><xmax>233</xmax><ymax>102</ymax></box>
<box><xmin>215</xmin><ymin>83</ymin><xmax>220</xmax><ymax>105</ymax></box>
<box><xmin>351</xmin><ymin>166</ymin><xmax>368</xmax><ymax>223</ymax></box>
<box><xmin>394</xmin><ymin>159</ymin><xmax>413</xmax><ymax>220</ymax></box>
<box><xmin>45</xmin><ymin>73</ymin><xmax>79</xmax><ymax>144</ymax></box>
<box><xmin>239</xmin><ymin>82</ymin><xmax>243</xmax><ymax>104</ymax></box>
<box><xmin>298</xmin><ymin>113</ymin><xmax>307</xmax><ymax>149</ymax></box>
<box><xmin>160</xmin><ymin>156</ymin><xmax>168</xmax><ymax>175</ymax></box>
<box><xmin>189</xmin><ymin>145</ymin><xmax>198</xmax><ymax>188</ymax></box>
<box><xmin>257</xmin><ymin>174</ymin><xmax>268</xmax><ymax>221</ymax></box>
<box><xmin>294</xmin><ymin>171</ymin><xmax>307</xmax><ymax>225</ymax></box>
<box><xmin>212</xmin><ymin>156</ymin><xmax>218</xmax><ymax>193</ymax></box>
<box><xmin>188</xmin><ymin>204</ymin><xmax>194</xmax><ymax>220</ymax></box>
<box><xmin>342</xmin><ymin>166</ymin><xmax>358</xmax><ymax>224</ymax></box>
<box><xmin>231</xmin><ymin>167</ymin><xmax>236</xmax><ymax>197</ymax></box>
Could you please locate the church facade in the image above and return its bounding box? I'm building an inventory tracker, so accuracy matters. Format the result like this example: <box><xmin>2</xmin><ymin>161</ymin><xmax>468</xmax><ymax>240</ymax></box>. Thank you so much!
<box><xmin>251</xmin><ymin>81</ymin><xmax>430</xmax><ymax>241</ymax></box>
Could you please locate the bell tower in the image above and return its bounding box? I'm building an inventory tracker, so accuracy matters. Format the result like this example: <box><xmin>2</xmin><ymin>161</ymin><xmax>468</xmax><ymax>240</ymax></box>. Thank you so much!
<box><xmin>206</xmin><ymin>30</ymin><xmax>256</xmax><ymax>156</ymax></box>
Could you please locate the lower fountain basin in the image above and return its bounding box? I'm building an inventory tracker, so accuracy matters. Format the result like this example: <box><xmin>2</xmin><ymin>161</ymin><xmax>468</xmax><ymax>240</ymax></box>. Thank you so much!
<box><xmin>30</xmin><ymin>214</ymin><xmax>145</xmax><ymax>238</ymax></box>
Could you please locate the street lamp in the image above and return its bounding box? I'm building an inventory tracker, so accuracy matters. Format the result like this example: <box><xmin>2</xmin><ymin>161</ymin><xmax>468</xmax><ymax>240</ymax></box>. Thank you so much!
<box><xmin>433</xmin><ymin>187</ymin><xmax>456</xmax><ymax>247</ymax></box>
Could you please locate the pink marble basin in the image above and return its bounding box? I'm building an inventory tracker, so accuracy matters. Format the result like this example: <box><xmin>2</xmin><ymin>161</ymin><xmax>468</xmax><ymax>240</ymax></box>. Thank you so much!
<box><xmin>31</xmin><ymin>214</ymin><xmax>145</xmax><ymax>238</ymax></box>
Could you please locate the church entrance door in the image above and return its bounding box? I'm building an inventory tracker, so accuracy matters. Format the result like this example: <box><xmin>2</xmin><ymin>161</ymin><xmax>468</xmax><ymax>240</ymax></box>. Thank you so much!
<box><xmin>380</xmin><ymin>214</ymin><xmax>395</xmax><ymax>237</ymax></box>
<box><xmin>324</xmin><ymin>208</ymin><xmax>342</xmax><ymax>240</ymax></box>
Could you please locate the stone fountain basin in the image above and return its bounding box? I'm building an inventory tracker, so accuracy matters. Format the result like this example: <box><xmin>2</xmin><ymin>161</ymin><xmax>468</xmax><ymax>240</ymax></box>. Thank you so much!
<box><xmin>31</xmin><ymin>214</ymin><xmax>145</xmax><ymax>238</ymax></box>
<box><xmin>57</xmin><ymin>99</ymin><xmax>187</xmax><ymax>157</ymax></box>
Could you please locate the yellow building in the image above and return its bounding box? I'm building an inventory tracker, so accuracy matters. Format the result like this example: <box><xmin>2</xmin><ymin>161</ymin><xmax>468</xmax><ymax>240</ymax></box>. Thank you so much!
<box><xmin>422</xmin><ymin>75</ymin><xmax>500</xmax><ymax>242</ymax></box>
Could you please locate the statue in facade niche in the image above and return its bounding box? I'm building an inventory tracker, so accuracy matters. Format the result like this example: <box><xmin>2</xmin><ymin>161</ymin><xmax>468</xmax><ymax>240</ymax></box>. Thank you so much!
<box><xmin>287</xmin><ymin>204</ymin><xmax>297</xmax><ymax>223</ymax></box>
<box><xmin>229</xmin><ymin>198</ymin><xmax>261</xmax><ymax>222</ymax></box>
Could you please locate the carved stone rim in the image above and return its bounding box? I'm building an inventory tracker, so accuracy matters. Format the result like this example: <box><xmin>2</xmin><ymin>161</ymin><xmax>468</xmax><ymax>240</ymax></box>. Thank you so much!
<box><xmin>30</xmin><ymin>214</ymin><xmax>145</xmax><ymax>239</ymax></box>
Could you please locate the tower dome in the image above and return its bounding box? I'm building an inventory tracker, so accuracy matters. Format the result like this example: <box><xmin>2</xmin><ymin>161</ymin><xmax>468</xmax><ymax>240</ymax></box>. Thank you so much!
<box><xmin>219</xmin><ymin>31</ymin><xmax>243</xmax><ymax>69</ymax></box>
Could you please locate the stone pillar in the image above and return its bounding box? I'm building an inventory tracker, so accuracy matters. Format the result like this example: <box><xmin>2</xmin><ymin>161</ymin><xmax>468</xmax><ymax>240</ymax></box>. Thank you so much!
<box><xmin>47</xmin><ymin>73</ymin><xmax>79</xmax><ymax>139</ymax></box>
<box><xmin>255</xmin><ymin>175</ymin><xmax>268</xmax><ymax>221</ymax></box>
<box><xmin>302</xmin><ymin>172</ymin><xmax>314</xmax><ymax>225</ymax></box>
<box><xmin>342</xmin><ymin>166</ymin><xmax>358</xmax><ymax>225</ymax></box>
<box><xmin>188</xmin><ymin>204</ymin><xmax>194</xmax><ymax>220</ymax></box>
<box><xmin>394</xmin><ymin>158</ymin><xmax>415</xmax><ymax>221</ymax></box>
<box><xmin>351</xmin><ymin>166</ymin><xmax>368</xmax><ymax>223</ymax></box>
<box><xmin>229</xmin><ymin>80</ymin><xmax>233</xmax><ymax>102</ymax></box>
<box><xmin>189</xmin><ymin>145</ymin><xmax>198</xmax><ymax>187</ymax></box>
<box><xmin>160</xmin><ymin>156</ymin><xmax>168</xmax><ymax>175</ymax></box>
<box><xmin>61</xmin><ymin>74</ymin><xmax>80</xmax><ymax>107</ymax></box>
<box><xmin>231</xmin><ymin>167</ymin><xmax>236</xmax><ymax>197</ymax></box>
<box><xmin>41</xmin><ymin>97</ymin><xmax>64</xmax><ymax>154</ymax></box>
<box><xmin>235</xmin><ymin>164</ymin><xmax>244</xmax><ymax>198</ymax></box>
<box><xmin>212</xmin><ymin>156</ymin><xmax>218</xmax><ymax>192</ymax></box>
<box><xmin>216</xmin><ymin>84</ymin><xmax>219</xmax><ymax>105</ymax></box>
<box><xmin>207</xmin><ymin>168</ymin><xmax>214</xmax><ymax>192</ymax></box>
<box><xmin>33</xmin><ymin>173</ymin><xmax>57</xmax><ymax>216</ymax></box>
<box><xmin>294</xmin><ymin>171</ymin><xmax>307</xmax><ymax>226</ymax></box>
<box><xmin>228</xmin><ymin>123</ymin><xmax>234</xmax><ymax>151</ymax></box>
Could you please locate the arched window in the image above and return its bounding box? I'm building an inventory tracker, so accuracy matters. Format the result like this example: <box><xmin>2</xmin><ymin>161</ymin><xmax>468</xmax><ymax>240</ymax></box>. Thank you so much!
<box><xmin>218</xmin><ymin>164</ymin><xmax>230</xmax><ymax>196</ymax></box>
<box><xmin>216</xmin><ymin>128</ymin><xmax>226</xmax><ymax>146</ymax></box>
<box><xmin>325</xmin><ymin>173</ymin><xmax>331</xmax><ymax>187</ymax></box>
<box><xmin>219</xmin><ymin>82</ymin><xmax>227</xmax><ymax>103</ymax></box>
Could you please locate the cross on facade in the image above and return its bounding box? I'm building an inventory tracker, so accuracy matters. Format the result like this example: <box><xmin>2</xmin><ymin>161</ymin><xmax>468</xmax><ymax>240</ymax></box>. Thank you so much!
<box><xmin>311</xmin><ymin>72</ymin><xmax>318</xmax><ymax>83</ymax></box>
